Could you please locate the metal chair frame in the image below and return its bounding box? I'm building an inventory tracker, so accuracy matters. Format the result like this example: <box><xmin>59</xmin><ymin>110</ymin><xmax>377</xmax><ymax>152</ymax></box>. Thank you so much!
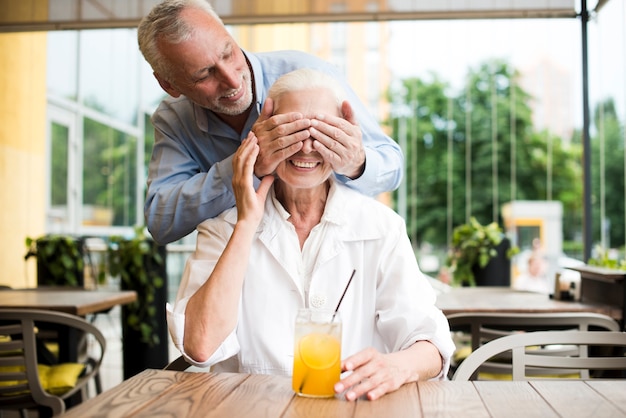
<box><xmin>447</xmin><ymin>312</ymin><xmax>621</xmax><ymax>379</ymax></box>
<box><xmin>0</xmin><ymin>308</ymin><xmax>106</xmax><ymax>416</ymax></box>
<box><xmin>452</xmin><ymin>330</ymin><xmax>626</xmax><ymax>381</ymax></box>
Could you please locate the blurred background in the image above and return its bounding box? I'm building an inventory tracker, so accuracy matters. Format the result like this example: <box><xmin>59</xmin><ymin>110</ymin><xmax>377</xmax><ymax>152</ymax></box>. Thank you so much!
<box><xmin>0</xmin><ymin>0</ymin><xmax>624</xmax><ymax>297</ymax></box>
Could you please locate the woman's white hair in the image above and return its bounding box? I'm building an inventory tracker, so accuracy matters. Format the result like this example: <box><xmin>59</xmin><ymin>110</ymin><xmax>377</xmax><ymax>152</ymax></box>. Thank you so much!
<box><xmin>267</xmin><ymin>68</ymin><xmax>347</xmax><ymax>110</ymax></box>
<box><xmin>137</xmin><ymin>0</ymin><xmax>222</xmax><ymax>80</ymax></box>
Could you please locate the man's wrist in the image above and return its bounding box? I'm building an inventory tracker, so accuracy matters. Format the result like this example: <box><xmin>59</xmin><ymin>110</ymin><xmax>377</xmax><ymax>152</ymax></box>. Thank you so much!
<box><xmin>346</xmin><ymin>161</ymin><xmax>366</xmax><ymax>180</ymax></box>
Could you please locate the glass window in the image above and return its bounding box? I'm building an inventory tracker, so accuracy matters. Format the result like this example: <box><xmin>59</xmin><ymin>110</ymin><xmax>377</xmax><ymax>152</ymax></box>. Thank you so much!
<box><xmin>47</xmin><ymin>28</ymin><xmax>158</xmax><ymax>235</ymax></box>
<box><xmin>46</xmin><ymin>31</ymin><xmax>78</xmax><ymax>101</ymax></box>
<box><xmin>82</xmin><ymin>117</ymin><xmax>138</xmax><ymax>227</ymax></box>
<box><xmin>50</xmin><ymin>122</ymin><xmax>69</xmax><ymax>207</ymax></box>
<box><xmin>78</xmin><ymin>29</ymin><xmax>141</xmax><ymax>124</ymax></box>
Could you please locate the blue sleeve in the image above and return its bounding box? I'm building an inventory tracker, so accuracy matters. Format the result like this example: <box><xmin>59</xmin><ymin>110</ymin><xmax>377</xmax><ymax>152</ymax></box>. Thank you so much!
<box><xmin>144</xmin><ymin>133</ymin><xmax>236</xmax><ymax>244</ymax></box>
<box><xmin>144</xmin><ymin>103</ymin><xmax>238</xmax><ymax>244</ymax></box>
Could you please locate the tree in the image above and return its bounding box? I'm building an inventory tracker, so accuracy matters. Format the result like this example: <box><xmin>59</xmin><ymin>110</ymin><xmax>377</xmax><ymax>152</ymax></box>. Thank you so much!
<box><xmin>82</xmin><ymin>117</ymin><xmax>139</xmax><ymax>226</ymax></box>
<box><xmin>387</xmin><ymin>59</ymin><xmax>582</xmax><ymax>248</ymax></box>
<box><xmin>591</xmin><ymin>98</ymin><xmax>625</xmax><ymax>249</ymax></box>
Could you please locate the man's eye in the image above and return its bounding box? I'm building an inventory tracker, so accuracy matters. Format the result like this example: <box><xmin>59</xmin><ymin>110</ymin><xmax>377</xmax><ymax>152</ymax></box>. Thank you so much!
<box><xmin>193</xmin><ymin>69</ymin><xmax>215</xmax><ymax>84</ymax></box>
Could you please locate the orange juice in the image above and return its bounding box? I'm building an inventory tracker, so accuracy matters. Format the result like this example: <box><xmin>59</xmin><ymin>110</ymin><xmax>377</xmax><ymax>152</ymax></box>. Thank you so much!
<box><xmin>292</xmin><ymin>310</ymin><xmax>341</xmax><ymax>397</ymax></box>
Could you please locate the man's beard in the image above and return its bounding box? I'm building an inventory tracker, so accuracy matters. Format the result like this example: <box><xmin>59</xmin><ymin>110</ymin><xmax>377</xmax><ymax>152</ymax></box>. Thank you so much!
<box><xmin>210</xmin><ymin>73</ymin><xmax>253</xmax><ymax>116</ymax></box>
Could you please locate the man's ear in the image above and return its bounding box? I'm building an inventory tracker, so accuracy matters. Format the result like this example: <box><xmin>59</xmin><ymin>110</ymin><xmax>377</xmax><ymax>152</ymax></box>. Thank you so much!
<box><xmin>154</xmin><ymin>72</ymin><xmax>181</xmax><ymax>98</ymax></box>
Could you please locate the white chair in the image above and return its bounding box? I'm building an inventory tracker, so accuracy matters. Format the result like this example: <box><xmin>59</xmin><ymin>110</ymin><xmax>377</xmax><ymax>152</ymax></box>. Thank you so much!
<box><xmin>447</xmin><ymin>312</ymin><xmax>620</xmax><ymax>379</ymax></box>
<box><xmin>452</xmin><ymin>330</ymin><xmax>626</xmax><ymax>381</ymax></box>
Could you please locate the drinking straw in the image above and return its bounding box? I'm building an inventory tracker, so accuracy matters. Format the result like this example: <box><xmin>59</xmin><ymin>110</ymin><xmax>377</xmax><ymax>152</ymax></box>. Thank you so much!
<box><xmin>332</xmin><ymin>269</ymin><xmax>356</xmax><ymax>321</ymax></box>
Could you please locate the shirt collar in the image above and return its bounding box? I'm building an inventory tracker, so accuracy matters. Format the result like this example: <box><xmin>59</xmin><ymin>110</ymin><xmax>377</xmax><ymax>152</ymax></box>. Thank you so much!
<box><xmin>268</xmin><ymin>179</ymin><xmax>347</xmax><ymax>227</ymax></box>
<box><xmin>319</xmin><ymin>179</ymin><xmax>347</xmax><ymax>226</ymax></box>
<box><xmin>244</xmin><ymin>50</ymin><xmax>265</xmax><ymax>112</ymax></box>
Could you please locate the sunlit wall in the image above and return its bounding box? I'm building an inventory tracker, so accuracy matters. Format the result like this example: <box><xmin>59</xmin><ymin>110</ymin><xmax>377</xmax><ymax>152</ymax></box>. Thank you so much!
<box><xmin>0</xmin><ymin>1</ymin><xmax>47</xmax><ymax>288</ymax></box>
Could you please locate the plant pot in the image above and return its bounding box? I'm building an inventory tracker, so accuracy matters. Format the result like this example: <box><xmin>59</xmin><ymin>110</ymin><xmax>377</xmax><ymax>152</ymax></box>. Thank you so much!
<box><xmin>119</xmin><ymin>243</ymin><xmax>169</xmax><ymax>379</ymax></box>
<box><xmin>472</xmin><ymin>238</ymin><xmax>511</xmax><ymax>287</ymax></box>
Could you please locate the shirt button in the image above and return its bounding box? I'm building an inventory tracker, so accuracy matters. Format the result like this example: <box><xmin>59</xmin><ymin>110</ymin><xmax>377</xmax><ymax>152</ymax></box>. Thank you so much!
<box><xmin>309</xmin><ymin>293</ymin><xmax>327</xmax><ymax>308</ymax></box>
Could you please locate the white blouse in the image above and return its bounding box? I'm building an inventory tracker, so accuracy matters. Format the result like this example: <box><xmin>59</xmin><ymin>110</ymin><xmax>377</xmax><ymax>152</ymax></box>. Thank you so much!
<box><xmin>167</xmin><ymin>181</ymin><xmax>455</xmax><ymax>379</ymax></box>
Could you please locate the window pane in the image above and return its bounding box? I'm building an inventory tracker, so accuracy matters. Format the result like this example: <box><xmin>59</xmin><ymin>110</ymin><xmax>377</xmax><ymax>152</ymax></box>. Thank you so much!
<box><xmin>83</xmin><ymin>118</ymin><xmax>138</xmax><ymax>227</ymax></box>
<box><xmin>78</xmin><ymin>30</ymin><xmax>140</xmax><ymax>124</ymax></box>
<box><xmin>50</xmin><ymin>122</ymin><xmax>69</xmax><ymax>207</ymax></box>
<box><xmin>47</xmin><ymin>31</ymin><xmax>78</xmax><ymax>101</ymax></box>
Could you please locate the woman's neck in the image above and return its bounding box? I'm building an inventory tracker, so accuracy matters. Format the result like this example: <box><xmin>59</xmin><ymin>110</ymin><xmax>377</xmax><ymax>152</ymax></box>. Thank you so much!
<box><xmin>275</xmin><ymin>181</ymin><xmax>330</xmax><ymax>248</ymax></box>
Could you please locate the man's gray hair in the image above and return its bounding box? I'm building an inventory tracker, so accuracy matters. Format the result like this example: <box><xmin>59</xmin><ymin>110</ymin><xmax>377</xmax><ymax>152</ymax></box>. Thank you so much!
<box><xmin>268</xmin><ymin>68</ymin><xmax>347</xmax><ymax>110</ymax></box>
<box><xmin>137</xmin><ymin>0</ymin><xmax>222</xmax><ymax>80</ymax></box>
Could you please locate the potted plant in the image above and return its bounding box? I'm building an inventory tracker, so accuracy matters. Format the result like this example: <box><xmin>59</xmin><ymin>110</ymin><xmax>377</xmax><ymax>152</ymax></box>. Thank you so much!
<box><xmin>24</xmin><ymin>235</ymin><xmax>86</xmax><ymax>287</ymax></box>
<box><xmin>587</xmin><ymin>245</ymin><xmax>626</xmax><ymax>270</ymax></box>
<box><xmin>446</xmin><ymin>217</ymin><xmax>518</xmax><ymax>287</ymax></box>
<box><xmin>103</xmin><ymin>226</ymin><xmax>169</xmax><ymax>378</ymax></box>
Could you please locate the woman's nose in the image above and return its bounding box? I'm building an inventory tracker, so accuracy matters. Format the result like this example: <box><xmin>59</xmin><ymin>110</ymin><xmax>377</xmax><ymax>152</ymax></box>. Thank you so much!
<box><xmin>301</xmin><ymin>138</ymin><xmax>314</xmax><ymax>153</ymax></box>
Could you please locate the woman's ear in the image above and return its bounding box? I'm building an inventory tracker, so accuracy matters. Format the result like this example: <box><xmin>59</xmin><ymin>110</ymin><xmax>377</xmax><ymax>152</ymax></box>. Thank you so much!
<box><xmin>341</xmin><ymin>100</ymin><xmax>356</xmax><ymax>123</ymax></box>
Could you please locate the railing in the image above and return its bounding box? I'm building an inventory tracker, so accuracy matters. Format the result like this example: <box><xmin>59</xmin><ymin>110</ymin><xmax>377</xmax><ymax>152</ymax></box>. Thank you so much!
<box><xmin>83</xmin><ymin>238</ymin><xmax>194</xmax><ymax>304</ymax></box>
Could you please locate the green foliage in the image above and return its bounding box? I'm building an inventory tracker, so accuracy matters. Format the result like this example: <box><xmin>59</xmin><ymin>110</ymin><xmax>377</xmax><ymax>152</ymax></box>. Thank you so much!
<box><xmin>103</xmin><ymin>226</ymin><xmax>164</xmax><ymax>347</ymax></box>
<box><xmin>387</xmin><ymin>59</ymin><xmax>583</xmax><ymax>247</ymax></box>
<box><xmin>81</xmin><ymin>117</ymin><xmax>139</xmax><ymax>226</ymax></box>
<box><xmin>591</xmin><ymin>99</ymin><xmax>625</xmax><ymax>247</ymax></box>
<box><xmin>587</xmin><ymin>245</ymin><xmax>626</xmax><ymax>270</ymax></box>
<box><xmin>562</xmin><ymin>240</ymin><xmax>584</xmax><ymax>260</ymax></box>
<box><xmin>445</xmin><ymin>217</ymin><xmax>517</xmax><ymax>286</ymax></box>
<box><xmin>50</xmin><ymin>123</ymin><xmax>69</xmax><ymax>206</ymax></box>
<box><xmin>25</xmin><ymin>235</ymin><xmax>84</xmax><ymax>286</ymax></box>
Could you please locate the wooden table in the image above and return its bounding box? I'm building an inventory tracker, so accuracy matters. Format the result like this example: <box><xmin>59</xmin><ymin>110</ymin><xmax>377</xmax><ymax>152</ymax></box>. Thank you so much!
<box><xmin>0</xmin><ymin>287</ymin><xmax>136</xmax><ymax>365</ymax></box>
<box><xmin>61</xmin><ymin>369</ymin><xmax>626</xmax><ymax>418</ymax></box>
<box><xmin>436</xmin><ymin>287</ymin><xmax>622</xmax><ymax>322</ymax></box>
<box><xmin>0</xmin><ymin>287</ymin><xmax>137</xmax><ymax>316</ymax></box>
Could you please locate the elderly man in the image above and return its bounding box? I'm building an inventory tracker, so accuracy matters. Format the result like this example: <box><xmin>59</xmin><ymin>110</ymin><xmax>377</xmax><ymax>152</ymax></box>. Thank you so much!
<box><xmin>168</xmin><ymin>68</ymin><xmax>454</xmax><ymax>401</ymax></box>
<box><xmin>137</xmin><ymin>0</ymin><xmax>403</xmax><ymax>243</ymax></box>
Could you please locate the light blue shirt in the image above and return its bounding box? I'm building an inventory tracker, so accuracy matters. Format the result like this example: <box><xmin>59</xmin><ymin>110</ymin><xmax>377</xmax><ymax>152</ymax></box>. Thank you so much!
<box><xmin>145</xmin><ymin>50</ymin><xmax>403</xmax><ymax>244</ymax></box>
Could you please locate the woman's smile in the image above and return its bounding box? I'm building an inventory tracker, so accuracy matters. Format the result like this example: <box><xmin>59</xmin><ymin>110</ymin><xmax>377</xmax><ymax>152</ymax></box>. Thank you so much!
<box><xmin>290</xmin><ymin>159</ymin><xmax>320</xmax><ymax>169</ymax></box>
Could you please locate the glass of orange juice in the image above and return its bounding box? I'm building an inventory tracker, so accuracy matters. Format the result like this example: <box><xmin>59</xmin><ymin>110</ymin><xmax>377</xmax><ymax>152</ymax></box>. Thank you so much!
<box><xmin>292</xmin><ymin>309</ymin><xmax>342</xmax><ymax>398</ymax></box>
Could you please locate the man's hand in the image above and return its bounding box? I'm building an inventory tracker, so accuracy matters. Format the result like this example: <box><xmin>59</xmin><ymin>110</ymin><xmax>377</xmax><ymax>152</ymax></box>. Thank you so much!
<box><xmin>310</xmin><ymin>100</ymin><xmax>366</xmax><ymax>179</ymax></box>
<box><xmin>252</xmin><ymin>98</ymin><xmax>311</xmax><ymax>177</ymax></box>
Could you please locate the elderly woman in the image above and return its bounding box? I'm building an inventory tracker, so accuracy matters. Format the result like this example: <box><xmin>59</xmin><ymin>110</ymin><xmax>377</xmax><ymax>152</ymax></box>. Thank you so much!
<box><xmin>168</xmin><ymin>68</ymin><xmax>454</xmax><ymax>401</ymax></box>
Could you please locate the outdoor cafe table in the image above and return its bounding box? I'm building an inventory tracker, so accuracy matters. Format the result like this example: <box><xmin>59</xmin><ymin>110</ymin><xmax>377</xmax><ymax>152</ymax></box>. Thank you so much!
<box><xmin>0</xmin><ymin>287</ymin><xmax>137</xmax><ymax>362</ymax></box>
<box><xmin>436</xmin><ymin>286</ymin><xmax>623</xmax><ymax>324</ymax></box>
<box><xmin>61</xmin><ymin>369</ymin><xmax>626</xmax><ymax>417</ymax></box>
<box><xmin>0</xmin><ymin>287</ymin><xmax>137</xmax><ymax>317</ymax></box>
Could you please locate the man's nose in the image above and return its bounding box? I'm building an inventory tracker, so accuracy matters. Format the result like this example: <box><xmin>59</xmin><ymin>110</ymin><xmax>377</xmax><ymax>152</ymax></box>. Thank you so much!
<box><xmin>215</xmin><ymin>66</ymin><xmax>240</xmax><ymax>88</ymax></box>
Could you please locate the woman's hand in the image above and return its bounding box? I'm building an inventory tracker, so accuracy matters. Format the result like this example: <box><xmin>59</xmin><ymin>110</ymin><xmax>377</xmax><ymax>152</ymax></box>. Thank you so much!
<box><xmin>334</xmin><ymin>341</ymin><xmax>442</xmax><ymax>401</ymax></box>
<box><xmin>232</xmin><ymin>132</ymin><xmax>274</xmax><ymax>227</ymax></box>
<box><xmin>184</xmin><ymin>133</ymin><xmax>274</xmax><ymax>362</ymax></box>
